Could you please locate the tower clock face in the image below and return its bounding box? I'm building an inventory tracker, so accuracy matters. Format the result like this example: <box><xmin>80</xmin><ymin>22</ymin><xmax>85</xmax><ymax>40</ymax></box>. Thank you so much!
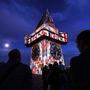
<box><xmin>50</xmin><ymin>42</ymin><xmax>61</xmax><ymax>60</ymax></box>
<box><xmin>32</xmin><ymin>44</ymin><xmax>40</xmax><ymax>60</ymax></box>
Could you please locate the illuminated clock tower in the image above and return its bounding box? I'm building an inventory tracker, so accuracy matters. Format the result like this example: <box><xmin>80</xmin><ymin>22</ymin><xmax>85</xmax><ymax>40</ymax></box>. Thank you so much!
<box><xmin>24</xmin><ymin>10</ymin><xmax>68</xmax><ymax>74</ymax></box>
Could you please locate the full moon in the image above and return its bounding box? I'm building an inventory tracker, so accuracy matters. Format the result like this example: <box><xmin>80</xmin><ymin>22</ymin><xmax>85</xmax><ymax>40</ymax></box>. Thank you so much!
<box><xmin>4</xmin><ymin>43</ymin><xmax>10</xmax><ymax>48</ymax></box>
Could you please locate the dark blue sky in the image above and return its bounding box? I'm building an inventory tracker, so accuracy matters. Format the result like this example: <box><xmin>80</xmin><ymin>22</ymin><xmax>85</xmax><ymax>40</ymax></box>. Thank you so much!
<box><xmin>0</xmin><ymin>0</ymin><xmax>90</xmax><ymax>66</ymax></box>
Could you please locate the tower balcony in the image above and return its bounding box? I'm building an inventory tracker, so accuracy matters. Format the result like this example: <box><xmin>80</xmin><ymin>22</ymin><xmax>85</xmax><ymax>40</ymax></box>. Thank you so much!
<box><xmin>24</xmin><ymin>29</ymin><xmax>68</xmax><ymax>47</ymax></box>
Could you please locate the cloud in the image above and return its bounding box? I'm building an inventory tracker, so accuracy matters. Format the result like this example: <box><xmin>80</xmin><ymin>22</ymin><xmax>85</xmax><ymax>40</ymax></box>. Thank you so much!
<box><xmin>62</xmin><ymin>41</ymin><xmax>79</xmax><ymax>65</ymax></box>
<box><xmin>0</xmin><ymin>1</ymin><xmax>40</xmax><ymax>40</ymax></box>
<box><xmin>52</xmin><ymin>12</ymin><xmax>66</xmax><ymax>22</ymax></box>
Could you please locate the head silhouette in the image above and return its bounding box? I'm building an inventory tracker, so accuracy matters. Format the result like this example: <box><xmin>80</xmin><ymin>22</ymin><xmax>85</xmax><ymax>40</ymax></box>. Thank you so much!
<box><xmin>59</xmin><ymin>61</ymin><xmax>62</xmax><ymax>65</ymax></box>
<box><xmin>53</xmin><ymin>62</ymin><xmax>58</xmax><ymax>68</ymax></box>
<box><xmin>8</xmin><ymin>49</ymin><xmax>21</xmax><ymax>62</ymax></box>
<box><xmin>76</xmin><ymin>30</ymin><xmax>90</xmax><ymax>53</ymax></box>
<box><xmin>48</xmin><ymin>63</ymin><xmax>53</xmax><ymax>69</ymax></box>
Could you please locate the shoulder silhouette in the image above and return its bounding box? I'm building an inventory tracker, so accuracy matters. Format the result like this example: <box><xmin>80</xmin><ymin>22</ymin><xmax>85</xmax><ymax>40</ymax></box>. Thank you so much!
<box><xmin>70</xmin><ymin>30</ymin><xmax>90</xmax><ymax>90</ymax></box>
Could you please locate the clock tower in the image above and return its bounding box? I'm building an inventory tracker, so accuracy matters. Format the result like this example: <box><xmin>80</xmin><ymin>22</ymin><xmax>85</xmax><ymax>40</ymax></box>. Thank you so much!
<box><xmin>24</xmin><ymin>10</ymin><xmax>68</xmax><ymax>74</ymax></box>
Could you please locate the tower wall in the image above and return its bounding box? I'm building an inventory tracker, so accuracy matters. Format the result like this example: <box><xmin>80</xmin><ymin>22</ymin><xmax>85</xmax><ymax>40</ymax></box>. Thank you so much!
<box><xmin>30</xmin><ymin>39</ymin><xmax>65</xmax><ymax>74</ymax></box>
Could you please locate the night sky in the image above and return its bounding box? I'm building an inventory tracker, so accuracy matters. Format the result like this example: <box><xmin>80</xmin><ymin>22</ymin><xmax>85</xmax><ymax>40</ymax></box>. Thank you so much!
<box><xmin>0</xmin><ymin>0</ymin><xmax>90</xmax><ymax>66</ymax></box>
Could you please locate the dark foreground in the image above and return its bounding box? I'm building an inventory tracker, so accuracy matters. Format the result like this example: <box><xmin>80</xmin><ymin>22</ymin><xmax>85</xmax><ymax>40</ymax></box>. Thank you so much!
<box><xmin>32</xmin><ymin>74</ymin><xmax>43</xmax><ymax>90</ymax></box>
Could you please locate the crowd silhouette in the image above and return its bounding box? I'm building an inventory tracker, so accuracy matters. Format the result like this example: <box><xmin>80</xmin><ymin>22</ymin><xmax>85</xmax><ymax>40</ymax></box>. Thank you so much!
<box><xmin>42</xmin><ymin>61</ymin><xmax>68</xmax><ymax>90</ymax></box>
<box><xmin>0</xmin><ymin>30</ymin><xmax>90</xmax><ymax>90</ymax></box>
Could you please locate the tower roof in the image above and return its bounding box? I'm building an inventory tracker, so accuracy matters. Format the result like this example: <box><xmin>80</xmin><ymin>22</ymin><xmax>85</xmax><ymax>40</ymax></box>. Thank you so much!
<box><xmin>36</xmin><ymin>10</ymin><xmax>55</xmax><ymax>29</ymax></box>
<box><xmin>24</xmin><ymin>10</ymin><xmax>68</xmax><ymax>47</ymax></box>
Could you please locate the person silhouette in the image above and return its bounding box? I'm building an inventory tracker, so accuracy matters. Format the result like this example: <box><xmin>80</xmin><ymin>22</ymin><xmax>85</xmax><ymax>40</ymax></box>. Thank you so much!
<box><xmin>58</xmin><ymin>61</ymin><xmax>66</xmax><ymax>71</ymax></box>
<box><xmin>0</xmin><ymin>49</ymin><xmax>33</xmax><ymax>90</ymax></box>
<box><xmin>47</xmin><ymin>64</ymin><xmax>53</xmax><ymax>90</ymax></box>
<box><xmin>49</xmin><ymin>62</ymin><xmax>60</xmax><ymax>90</ymax></box>
<box><xmin>70</xmin><ymin>30</ymin><xmax>90</xmax><ymax>90</ymax></box>
<box><xmin>0</xmin><ymin>61</ymin><xmax>5</xmax><ymax>85</ymax></box>
<box><xmin>0</xmin><ymin>62</ymin><xmax>5</xmax><ymax>71</ymax></box>
<box><xmin>42</xmin><ymin>65</ymin><xmax>49</xmax><ymax>90</ymax></box>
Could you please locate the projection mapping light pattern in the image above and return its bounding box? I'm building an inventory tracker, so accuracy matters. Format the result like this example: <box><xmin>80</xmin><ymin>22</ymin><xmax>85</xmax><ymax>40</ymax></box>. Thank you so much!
<box><xmin>31</xmin><ymin>39</ymin><xmax>64</xmax><ymax>74</ymax></box>
<box><xmin>50</xmin><ymin>42</ymin><xmax>61</xmax><ymax>60</ymax></box>
<box><xmin>32</xmin><ymin>44</ymin><xmax>40</xmax><ymax>60</ymax></box>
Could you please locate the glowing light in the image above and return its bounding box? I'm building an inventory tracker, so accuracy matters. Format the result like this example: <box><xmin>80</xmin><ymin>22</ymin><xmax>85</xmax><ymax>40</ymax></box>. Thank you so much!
<box><xmin>4</xmin><ymin>43</ymin><xmax>10</xmax><ymax>48</ymax></box>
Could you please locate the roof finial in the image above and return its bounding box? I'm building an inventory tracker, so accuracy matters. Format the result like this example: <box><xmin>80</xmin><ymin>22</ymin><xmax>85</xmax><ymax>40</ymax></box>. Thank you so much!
<box><xmin>35</xmin><ymin>9</ymin><xmax>54</xmax><ymax>29</ymax></box>
<box><xmin>46</xmin><ymin>9</ymin><xmax>49</xmax><ymax>17</ymax></box>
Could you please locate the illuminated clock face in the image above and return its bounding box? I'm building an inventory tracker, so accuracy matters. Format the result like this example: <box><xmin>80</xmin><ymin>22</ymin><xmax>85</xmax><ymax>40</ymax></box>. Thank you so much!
<box><xmin>32</xmin><ymin>44</ymin><xmax>40</xmax><ymax>60</ymax></box>
<box><xmin>50</xmin><ymin>42</ymin><xmax>61</xmax><ymax>60</ymax></box>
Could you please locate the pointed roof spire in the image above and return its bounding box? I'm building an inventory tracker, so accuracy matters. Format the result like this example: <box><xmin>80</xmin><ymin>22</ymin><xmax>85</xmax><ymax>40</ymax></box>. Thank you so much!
<box><xmin>45</xmin><ymin>9</ymin><xmax>49</xmax><ymax>17</ymax></box>
<box><xmin>36</xmin><ymin>9</ymin><xmax>54</xmax><ymax>29</ymax></box>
